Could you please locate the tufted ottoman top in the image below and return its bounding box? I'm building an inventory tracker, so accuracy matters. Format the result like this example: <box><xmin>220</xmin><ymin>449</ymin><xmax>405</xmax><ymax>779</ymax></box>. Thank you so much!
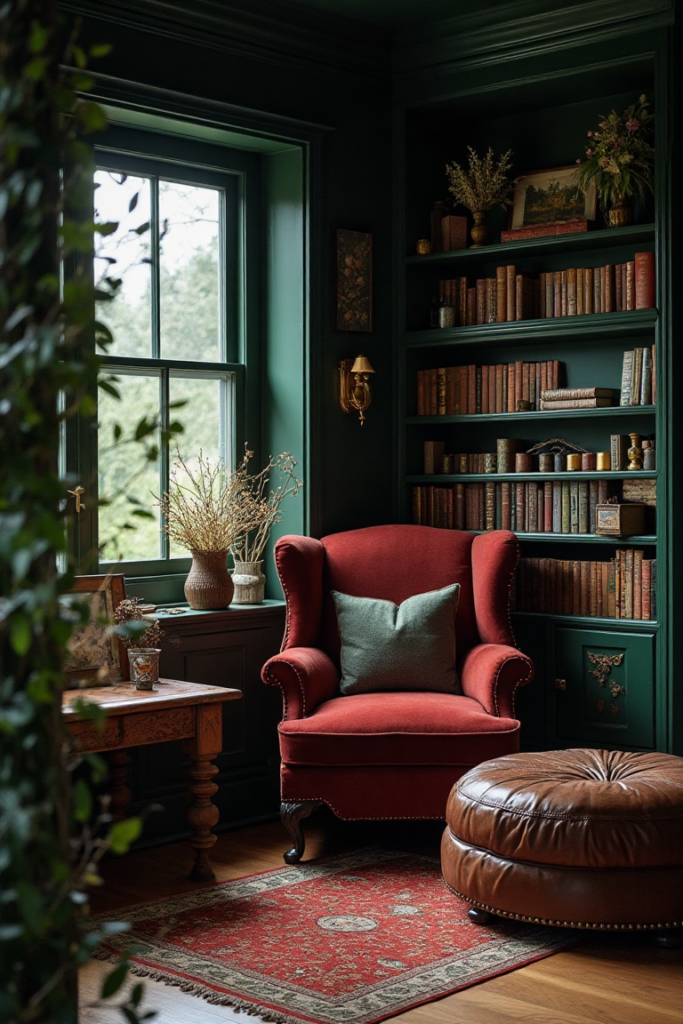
<box><xmin>446</xmin><ymin>748</ymin><xmax>683</xmax><ymax>870</ymax></box>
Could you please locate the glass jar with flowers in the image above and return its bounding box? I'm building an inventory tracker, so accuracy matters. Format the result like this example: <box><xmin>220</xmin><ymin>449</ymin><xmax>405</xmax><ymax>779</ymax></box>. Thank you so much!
<box><xmin>230</xmin><ymin>451</ymin><xmax>303</xmax><ymax>604</ymax></box>
<box><xmin>445</xmin><ymin>147</ymin><xmax>514</xmax><ymax>247</ymax></box>
<box><xmin>573</xmin><ymin>94</ymin><xmax>654</xmax><ymax>227</ymax></box>
<box><xmin>114</xmin><ymin>597</ymin><xmax>169</xmax><ymax>689</ymax></box>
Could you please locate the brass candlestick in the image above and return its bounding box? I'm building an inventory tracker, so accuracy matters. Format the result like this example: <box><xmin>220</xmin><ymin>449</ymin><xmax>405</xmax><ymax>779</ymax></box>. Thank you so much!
<box><xmin>627</xmin><ymin>433</ymin><xmax>643</xmax><ymax>471</ymax></box>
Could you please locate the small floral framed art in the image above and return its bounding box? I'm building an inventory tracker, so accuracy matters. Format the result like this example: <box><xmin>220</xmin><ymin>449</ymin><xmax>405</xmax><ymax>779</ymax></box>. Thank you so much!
<box><xmin>335</xmin><ymin>228</ymin><xmax>372</xmax><ymax>332</ymax></box>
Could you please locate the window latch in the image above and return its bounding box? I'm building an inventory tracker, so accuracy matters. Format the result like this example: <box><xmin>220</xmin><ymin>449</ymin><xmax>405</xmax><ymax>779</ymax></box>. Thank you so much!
<box><xmin>67</xmin><ymin>486</ymin><xmax>86</xmax><ymax>513</ymax></box>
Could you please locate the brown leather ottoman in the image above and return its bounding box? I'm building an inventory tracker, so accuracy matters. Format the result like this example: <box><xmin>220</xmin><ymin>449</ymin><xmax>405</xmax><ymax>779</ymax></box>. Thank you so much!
<box><xmin>441</xmin><ymin>748</ymin><xmax>683</xmax><ymax>934</ymax></box>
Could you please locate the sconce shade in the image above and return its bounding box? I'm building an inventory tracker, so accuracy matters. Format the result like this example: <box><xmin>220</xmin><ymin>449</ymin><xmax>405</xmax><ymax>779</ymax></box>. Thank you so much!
<box><xmin>351</xmin><ymin>355</ymin><xmax>375</xmax><ymax>374</ymax></box>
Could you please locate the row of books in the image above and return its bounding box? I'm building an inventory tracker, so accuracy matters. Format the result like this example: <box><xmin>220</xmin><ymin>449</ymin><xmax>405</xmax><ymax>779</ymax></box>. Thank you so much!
<box><xmin>411</xmin><ymin>480</ymin><xmax>626</xmax><ymax>534</ymax></box>
<box><xmin>423</xmin><ymin>436</ymin><xmax>656</xmax><ymax>475</ymax></box>
<box><xmin>434</xmin><ymin>251</ymin><xmax>655</xmax><ymax>327</ymax></box>
<box><xmin>417</xmin><ymin>361</ymin><xmax>561</xmax><ymax>416</ymax></box>
<box><xmin>620</xmin><ymin>347</ymin><xmax>656</xmax><ymax>406</ymax></box>
<box><xmin>511</xmin><ymin>554</ymin><xmax>657</xmax><ymax>621</ymax></box>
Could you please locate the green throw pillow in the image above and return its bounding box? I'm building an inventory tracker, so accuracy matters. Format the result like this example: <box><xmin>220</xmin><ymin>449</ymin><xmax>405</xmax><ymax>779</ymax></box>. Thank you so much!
<box><xmin>332</xmin><ymin>584</ymin><xmax>461</xmax><ymax>696</ymax></box>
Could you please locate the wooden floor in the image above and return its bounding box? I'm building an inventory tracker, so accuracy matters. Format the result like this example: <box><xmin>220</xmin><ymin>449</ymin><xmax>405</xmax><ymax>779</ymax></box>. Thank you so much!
<box><xmin>80</xmin><ymin>813</ymin><xmax>683</xmax><ymax>1024</ymax></box>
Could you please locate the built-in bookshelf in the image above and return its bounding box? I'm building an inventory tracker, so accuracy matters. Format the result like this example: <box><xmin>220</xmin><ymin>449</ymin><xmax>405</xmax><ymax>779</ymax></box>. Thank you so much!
<box><xmin>393</xmin><ymin>23</ymin><xmax>672</xmax><ymax>753</ymax></box>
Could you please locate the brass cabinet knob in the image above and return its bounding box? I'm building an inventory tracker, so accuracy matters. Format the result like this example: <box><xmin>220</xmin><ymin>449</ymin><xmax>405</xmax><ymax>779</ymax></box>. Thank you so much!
<box><xmin>554</xmin><ymin>678</ymin><xmax>567</xmax><ymax>691</ymax></box>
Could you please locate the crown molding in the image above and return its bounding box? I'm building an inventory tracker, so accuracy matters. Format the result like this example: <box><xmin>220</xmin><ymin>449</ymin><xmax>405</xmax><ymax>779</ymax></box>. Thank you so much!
<box><xmin>58</xmin><ymin>0</ymin><xmax>391</xmax><ymax>84</ymax></box>
<box><xmin>392</xmin><ymin>0</ymin><xmax>674</xmax><ymax>78</ymax></box>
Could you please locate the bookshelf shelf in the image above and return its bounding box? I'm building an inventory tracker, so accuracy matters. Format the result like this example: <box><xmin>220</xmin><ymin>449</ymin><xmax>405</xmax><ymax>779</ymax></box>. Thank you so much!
<box><xmin>467</xmin><ymin>530</ymin><xmax>656</xmax><ymax>545</ymax></box>
<box><xmin>407</xmin><ymin>405</ymin><xmax>656</xmax><ymax>425</ymax></box>
<box><xmin>512</xmin><ymin>611</ymin><xmax>658</xmax><ymax>631</ymax></box>
<box><xmin>401</xmin><ymin>309</ymin><xmax>657</xmax><ymax>350</ymax></box>
<box><xmin>407</xmin><ymin>472</ymin><xmax>657</xmax><ymax>484</ymax></box>
<box><xmin>405</xmin><ymin>224</ymin><xmax>656</xmax><ymax>267</ymax></box>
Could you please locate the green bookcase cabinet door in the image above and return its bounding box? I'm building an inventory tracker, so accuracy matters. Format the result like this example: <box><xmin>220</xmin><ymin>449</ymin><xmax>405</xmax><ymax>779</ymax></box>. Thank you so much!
<box><xmin>553</xmin><ymin>626</ymin><xmax>655</xmax><ymax>749</ymax></box>
<box><xmin>511</xmin><ymin>617</ymin><xmax>547</xmax><ymax>750</ymax></box>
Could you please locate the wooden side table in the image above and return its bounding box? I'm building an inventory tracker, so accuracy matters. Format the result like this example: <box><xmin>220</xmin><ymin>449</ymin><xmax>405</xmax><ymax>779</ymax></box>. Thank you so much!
<box><xmin>62</xmin><ymin>678</ymin><xmax>242</xmax><ymax>881</ymax></box>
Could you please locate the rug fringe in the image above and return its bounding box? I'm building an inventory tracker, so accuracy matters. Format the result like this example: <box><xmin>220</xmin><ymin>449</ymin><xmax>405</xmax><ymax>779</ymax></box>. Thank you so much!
<box><xmin>92</xmin><ymin>949</ymin><xmax>305</xmax><ymax>1024</ymax></box>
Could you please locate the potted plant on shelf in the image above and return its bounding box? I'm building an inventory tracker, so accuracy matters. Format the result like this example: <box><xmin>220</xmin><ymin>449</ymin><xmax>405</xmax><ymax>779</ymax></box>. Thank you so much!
<box><xmin>445</xmin><ymin>147</ymin><xmax>514</xmax><ymax>247</ymax></box>
<box><xmin>573</xmin><ymin>94</ymin><xmax>654</xmax><ymax>227</ymax></box>
<box><xmin>230</xmin><ymin>450</ymin><xmax>303</xmax><ymax>604</ymax></box>
<box><xmin>159</xmin><ymin>450</ymin><xmax>264</xmax><ymax>610</ymax></box>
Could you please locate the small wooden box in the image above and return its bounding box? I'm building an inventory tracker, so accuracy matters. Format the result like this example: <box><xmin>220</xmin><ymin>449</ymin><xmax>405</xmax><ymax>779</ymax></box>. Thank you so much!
<box><xmin>595</xmin><ymin>503</ymin><xmax>647</xmax><ymax>537</ymax></box>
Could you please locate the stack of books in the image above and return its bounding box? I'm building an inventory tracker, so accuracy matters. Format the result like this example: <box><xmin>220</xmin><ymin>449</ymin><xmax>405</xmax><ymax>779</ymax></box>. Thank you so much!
<box><xmin>539</xmin><ymin>387</ymin><xmax>617</xmax><ymax>411</ymax></box>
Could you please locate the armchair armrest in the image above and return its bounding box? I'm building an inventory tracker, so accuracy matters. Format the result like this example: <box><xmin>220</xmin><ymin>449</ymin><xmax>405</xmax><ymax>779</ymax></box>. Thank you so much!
<box><xmin>262</xmin><ymin>647</ymin><xmax>339</xmax><ymax>721</ymax></box>
<box><xmin>459</xmin><ymin>643</ymin><xmax>534</xmax><ymax>719</ymax></box>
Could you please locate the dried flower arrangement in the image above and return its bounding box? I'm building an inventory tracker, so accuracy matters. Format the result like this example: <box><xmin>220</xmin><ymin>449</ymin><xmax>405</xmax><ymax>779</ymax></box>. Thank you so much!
<box><xmin>159</xmin><ymin>447</ymin><xmax>302</xmax><ymax>560</ymax></box>
<box><xmin>113</xmin><ymin>597</ymin><xmax>166</xmax><ymax>649</ymax></box>
<box><xmin>230</xmin><ymin>451</ymin><xmax>303</xmax><ymax>564</ymax></box>
<box><xmin>574</xmin><ymin>95</ymin><xmax>654</xmax><ymax>216</ymax></box>
<box><xmin>159</xmin><ymin>450</ymin><xmax>264</xmax><ymax>554</ymax></box>
<box><xmin>445</xmin><ymin>147</ymin><xmax>514</xmax><ymax>213</ymax></box>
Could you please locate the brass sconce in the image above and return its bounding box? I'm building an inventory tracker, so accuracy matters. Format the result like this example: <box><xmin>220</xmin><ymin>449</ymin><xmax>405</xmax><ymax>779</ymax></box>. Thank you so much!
<box><xmin>338</xmin><ymin>355</ymin><xmax>375</xmax><ymax>426</ymax></box>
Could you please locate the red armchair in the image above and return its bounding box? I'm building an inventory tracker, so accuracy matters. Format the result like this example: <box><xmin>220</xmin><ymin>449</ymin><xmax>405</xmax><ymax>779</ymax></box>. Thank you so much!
<box><xmin>262</xmin><ymin>525</ymin><xmax>533</xmax><ymax>862</ymax></box>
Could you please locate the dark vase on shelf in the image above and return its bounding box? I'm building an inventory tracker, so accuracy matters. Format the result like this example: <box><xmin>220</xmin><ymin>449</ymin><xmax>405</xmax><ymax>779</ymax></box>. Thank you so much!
<box><xmin>607</xmin><ymin>196</ymin><xmax>634</xmax><ymax>227</ymax></box>
<box><xmin>470</xmin><ymin>210</ymin><xmax>488</xmax><ymax>247</ymax></box>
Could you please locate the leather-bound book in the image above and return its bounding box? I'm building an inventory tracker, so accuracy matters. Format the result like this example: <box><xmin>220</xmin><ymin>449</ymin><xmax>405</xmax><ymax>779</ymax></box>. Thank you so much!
<box><xmin>584</xmin><ymin>266</ymin><xmax>594</xmax><ymax>314</ymax></box>
<box><xmin>496</xmin><ymin>266</ymin><xmax>507</xmax><ymax>322</ymax></box>
<box><xmin>635</xmin><ymin>251</ymin><xmax>655</xmax><ymax>309</ymax></box>
<box><xmin>506</xmin><ymin>265</ymin><xmax>517</xmax><ymax>322</ymax></box>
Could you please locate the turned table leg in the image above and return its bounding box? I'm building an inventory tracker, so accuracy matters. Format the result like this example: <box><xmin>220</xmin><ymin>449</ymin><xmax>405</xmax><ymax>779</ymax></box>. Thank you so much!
<box><xmin>182</xmin><ymin>702</ymin><xmax>222</xmax><ymax>882</ymax></box>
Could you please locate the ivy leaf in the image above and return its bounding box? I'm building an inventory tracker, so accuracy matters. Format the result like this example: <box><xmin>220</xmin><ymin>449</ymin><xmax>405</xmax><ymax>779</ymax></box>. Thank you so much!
<box><xmin>108</xmin><ymin>818</ymin><xmax>142</xmax><ymax>854</ymax></box>
<box><xmin>100</xmin><ymin>959</ymin><xmax>129</xmax><ymax>999</ymax></box>
<box><xmin>72</xmin><ymin>778</ymin><xmax>92</xmax><ymax>823</ymax></box>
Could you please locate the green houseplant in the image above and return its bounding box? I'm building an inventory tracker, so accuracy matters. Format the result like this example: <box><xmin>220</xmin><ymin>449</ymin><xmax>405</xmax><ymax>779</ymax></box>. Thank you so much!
<box><xmin>445</xmin><ymin>147</ymin><xmax>514</xmax><ymax>247</ymax></box>
<box><xmin>573</xmin><ymin>94</ymin><xmax>654</xmax><ymax>226</ymax></box>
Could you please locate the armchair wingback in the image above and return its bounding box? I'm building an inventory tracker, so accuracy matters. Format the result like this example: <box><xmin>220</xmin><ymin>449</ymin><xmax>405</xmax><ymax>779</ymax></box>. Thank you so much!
<box><xmin>263</xmin><ymin>525</ymin><xmax>533</xmax><ymax>862</ymax></box>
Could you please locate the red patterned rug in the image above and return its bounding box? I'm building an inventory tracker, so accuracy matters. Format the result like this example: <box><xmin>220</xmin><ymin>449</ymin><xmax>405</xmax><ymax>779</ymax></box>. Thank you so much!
<box><xmin>94</xmin><ymin>849</ymin><xmax>574</xmax><ymax>1024</ymax></box>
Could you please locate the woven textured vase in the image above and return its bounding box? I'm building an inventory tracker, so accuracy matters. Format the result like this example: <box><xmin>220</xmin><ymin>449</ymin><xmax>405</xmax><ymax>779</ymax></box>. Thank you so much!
<box><xmin>184</xmin><ymin>550</ymin><xmax>233</xmax><ymax>610</ymax></box>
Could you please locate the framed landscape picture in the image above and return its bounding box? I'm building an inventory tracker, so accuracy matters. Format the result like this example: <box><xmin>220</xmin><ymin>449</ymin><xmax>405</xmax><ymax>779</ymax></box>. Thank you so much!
<box><xmin>62</xmin><ymin>573</ymin><xmax>129</xmax><ymax>686</ymax></box>
<box><xmin>510</xmin><ymin>166</ymin><xmax>597</xmax><ymax>230</ymax></box>
<box><xmin>335</xmin><ymin>228</ymin><xmax>372</xmax><ymax>332</ymax></box>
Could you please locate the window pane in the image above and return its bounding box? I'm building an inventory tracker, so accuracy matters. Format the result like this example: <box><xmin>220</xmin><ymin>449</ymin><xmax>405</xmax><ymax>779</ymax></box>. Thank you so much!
<box><xmin>94</xmin><ymin>171</ymin><xmax>152</xmax><ymax>357</ymax></box>
<box><xmin>168</xmin><ymin>375</ymin><xmax>228</xmax><ymax>557</ymax></box>
<box><xmin>159</xmin><ymin>181</ymin><xmax>221</xmax><ymax>361</ymax></box>
<box><xmin>98</xmin><ymin>373</ymin><xmax>161</xmax><ymax>561</ymax></box>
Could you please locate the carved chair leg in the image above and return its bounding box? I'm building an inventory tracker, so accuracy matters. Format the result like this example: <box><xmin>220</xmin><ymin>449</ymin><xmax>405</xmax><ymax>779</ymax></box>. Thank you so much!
<box><xmin>467</xmin><ymin>906</ymin><xmax>498</xmax><ymax>925</ymax></box>
<box><xmin>281</xmin><ymin>800</ymin><xmax>323</xmax><ymax>864</ymax></box>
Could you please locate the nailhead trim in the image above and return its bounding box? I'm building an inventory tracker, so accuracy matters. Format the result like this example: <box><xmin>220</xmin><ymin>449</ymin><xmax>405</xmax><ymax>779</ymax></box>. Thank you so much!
<box><xmin>443</xmin><ymin>880</ymin><xmax>683</xmax><ymax>930</ymax></box>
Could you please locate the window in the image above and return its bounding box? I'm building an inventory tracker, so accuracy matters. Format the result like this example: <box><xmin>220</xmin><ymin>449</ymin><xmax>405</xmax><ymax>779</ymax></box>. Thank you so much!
<box><xmin>88</xmin><ymin>140</ymin><xmax>248</xmax><ymax>579</ymax></box>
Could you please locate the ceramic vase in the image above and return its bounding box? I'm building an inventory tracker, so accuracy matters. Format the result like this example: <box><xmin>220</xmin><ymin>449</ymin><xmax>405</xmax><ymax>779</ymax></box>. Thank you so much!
<box><xmin>232</xmin><ymin>560</ymin><xmax>266</xmax><ymax>604</ymax></box>
<box><xmin>184</xmin><ymin>549</ymin><xmax>233</xmax><ymax>610</ymax></box>
<box><xmin>470</xmin><ymin>210</ymin><xmax>488</xmax><ymax>248</ymax></box>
